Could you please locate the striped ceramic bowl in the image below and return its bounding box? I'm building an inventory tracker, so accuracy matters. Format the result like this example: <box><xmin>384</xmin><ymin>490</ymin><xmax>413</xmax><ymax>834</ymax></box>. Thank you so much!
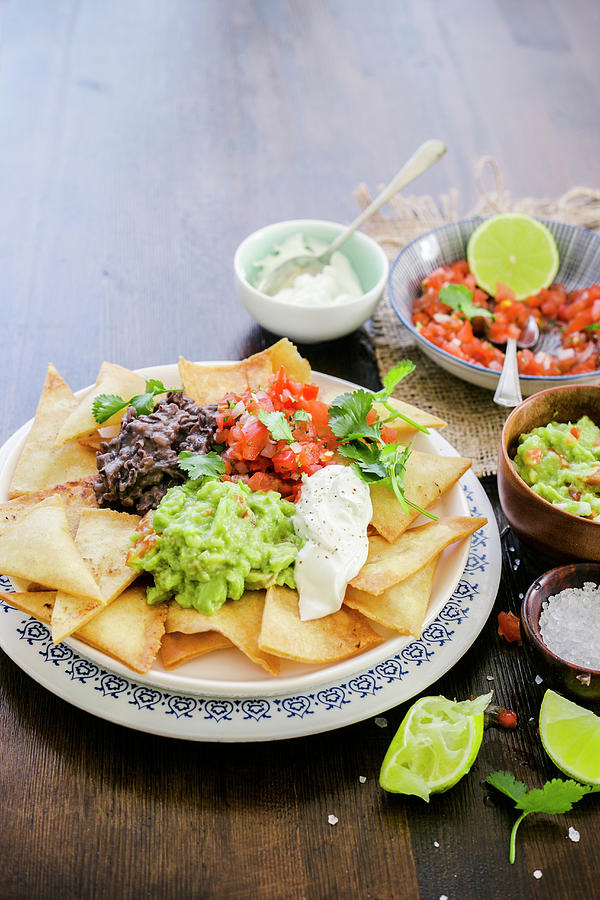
<box><xmin>388</xmin><ymin>218</ymin><xmax>600</xmax><ymax>395</ymax></box>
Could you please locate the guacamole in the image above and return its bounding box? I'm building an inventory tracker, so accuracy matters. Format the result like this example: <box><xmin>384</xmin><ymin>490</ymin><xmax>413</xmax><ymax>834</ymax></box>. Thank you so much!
<box><xmin>129</xmin><ymin>478</ymin><xmax>303</xmax><ymax>614</ymax></box>
<box><xmin>514</xmin><ymin>415</ymin><xmax>600</xmax><ymax>519</ymax></box>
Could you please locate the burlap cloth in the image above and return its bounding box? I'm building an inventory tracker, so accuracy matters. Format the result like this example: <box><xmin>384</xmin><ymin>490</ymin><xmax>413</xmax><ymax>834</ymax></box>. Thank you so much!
<box><xmin>355</xmin><ymin>157</ymin><xmax>600</xmax><ymax>476</ymax></box>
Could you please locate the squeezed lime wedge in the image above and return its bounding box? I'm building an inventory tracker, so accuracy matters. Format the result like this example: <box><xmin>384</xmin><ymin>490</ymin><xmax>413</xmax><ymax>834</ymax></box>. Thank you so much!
<box><xmin>379</xmin><ymin>692</ymin><xmax>491</xmax><ymax>801</ymax></box>
<box><xmin>539</xmin><ymin>689</ymin><xmax>600</xmax><ymax>786</ymax></box>
<box><xmin>467</xmin><ymin>213</ymin><xmax>559</xmax><ymax>299</ymax></box>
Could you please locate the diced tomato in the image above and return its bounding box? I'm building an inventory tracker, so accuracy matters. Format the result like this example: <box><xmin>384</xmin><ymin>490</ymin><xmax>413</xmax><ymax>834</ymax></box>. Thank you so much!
<box><xmin>497</xmin><ymin>611</ymin><xmax>522</xmax><ymax>644</ymax></box>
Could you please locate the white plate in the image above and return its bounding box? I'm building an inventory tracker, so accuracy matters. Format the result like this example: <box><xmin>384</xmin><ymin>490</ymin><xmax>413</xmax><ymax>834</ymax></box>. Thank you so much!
<box><xmin>0</xmin><ymin>366</ymin><xmax>501</xmax><ymax>740</ymax></box>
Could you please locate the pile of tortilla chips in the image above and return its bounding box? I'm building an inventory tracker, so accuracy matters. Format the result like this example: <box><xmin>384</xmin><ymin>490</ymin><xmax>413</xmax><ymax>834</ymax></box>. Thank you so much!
<box><xmin>0</xmin><ymin>339</ymin><xmax>486</xmax><ymax>677</ymax></box>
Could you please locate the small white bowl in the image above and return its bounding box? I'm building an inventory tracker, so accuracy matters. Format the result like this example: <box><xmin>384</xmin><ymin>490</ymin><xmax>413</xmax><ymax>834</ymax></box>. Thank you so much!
<box><xmin>234</xmin><ymin>219</ymin><xmax>389</xmax><ymax>343</ymax></box>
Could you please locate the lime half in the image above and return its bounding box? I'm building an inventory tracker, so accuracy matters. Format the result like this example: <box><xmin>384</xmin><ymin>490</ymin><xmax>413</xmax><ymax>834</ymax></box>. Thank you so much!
<box><xmin>379</xmin><ymin>692</ymin><xmax>491</xmax><ymax>801</ymax></box>
<box><xmin>539</xmin><ymin>689</ymin><xmax>600</xmax><ymax>786</ymax></box>
<box><xmin>467</xmin><ymin>213</ymin><xmax>559</xmax><ymax>299</ymax></box>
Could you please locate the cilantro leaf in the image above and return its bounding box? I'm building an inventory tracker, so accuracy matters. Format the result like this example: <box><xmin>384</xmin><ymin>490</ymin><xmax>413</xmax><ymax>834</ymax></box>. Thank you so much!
<box><xmin>293</xmin><ymin>409</ymin><xmax>310</xmax><ymax>423</ymax></box>
<box><xmin>378</xmin><ymin>360</ymin><xmax>416</xmax><ymax>398</ymax></box>
<box><xmin>439</xmin><ymin>283</ymin><xmax>494</xmax><ymax>320</ymax></box>
<box><xmin>92</xmin><ymin>394</ymin><xmax>130</xmax><ymax>424</ymax></box>
<box><xmin>585</xmin><ymin>322</ymin><xmax>600</xmax><ymax>331</ymax></box>
<box><xmin>486</xmin><ymin>771</ymin><xmax>595</xmax><ymax>863</ymax></box>
<box><xmin>337</xmin><ymin>442</ymin><xmax>388</xmax><ymax>481</ymax></box>
<box><xmin>486</xmin><ymin>771</ymin><xmax>528</xmax><ymax>803</ymax></box>
<box><xmin>257</xmin><ymin>409</ymin><xmax>294</xmax><ymax>442</ymax></box>
<box><xmin>92</xmin><ymin>379</ymin><xmax>175</xmax><ymax>424</ymax></box>
<box><xmin>515</xmin><ymin>778</ymin><xmax>590</xmax><ymax>815</ymax></box>
<box><xmin>328</xmin><ymin>391</ymin><xmax>380</xmax><ymax>442</ymax></box>
<box><xmin>178</xmin><ymin>451</ymin><xmax>226</xmax><ymax>480</ymax></box>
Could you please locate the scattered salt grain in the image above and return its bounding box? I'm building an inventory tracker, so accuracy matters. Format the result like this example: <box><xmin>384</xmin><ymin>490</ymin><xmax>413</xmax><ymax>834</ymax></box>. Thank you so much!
<box><xmin>375</xmin><ymin>717</ymin><xmax>388</xmax><ymax>728</ymax></box>
<box><xmin>439</xmin><ymin>895</ymin><xmax>448</xmax><ymax>900</ymax></box>
<box><xmin>533</xmin><ymin>870</ymin><xmax>543</xmax><ymax>879</ymax></box>
<box><xmin>359</xmin><ymin>776</ymin><xmax>366</xmax><ymax>784</ymax></box>
<box><xmin>434</xmin><ymin>841</ymin><xmax>440</xmax><ymax>848</ymax></box>
<box><xmin>519</xmin><ymin>593</ymin><xmax>524</xmax><ymax>600</ymax></box>
<box><xmin>328</xmin><ymin>814</ymin><xmax>338</xmax><ymax>826</ymax></box>
<box><xmin>535</xmin><ymin>675</ymin><xmax>543</xmax><ymax>685</ymax></box>
<box><xmin>568</xmin><ymin>826</ymin><xmax>580</xmax><ymax>843</ymax></box>
<box><xmin>539</xmin><ymin>582</ymin><xmax>600</xmax><ymax>669</ymax></box>
<box><xmin>486</xmin><ymin>675</ymin><xmax>494</xmax><ymax>681</ymax></box>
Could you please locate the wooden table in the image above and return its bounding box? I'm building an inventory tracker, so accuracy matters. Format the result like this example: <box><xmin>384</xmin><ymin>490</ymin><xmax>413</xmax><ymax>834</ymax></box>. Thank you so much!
<box><xmin>1</xmin><ymin>3</ymin><xmax>598</xmax><ymax>897</ymax></box>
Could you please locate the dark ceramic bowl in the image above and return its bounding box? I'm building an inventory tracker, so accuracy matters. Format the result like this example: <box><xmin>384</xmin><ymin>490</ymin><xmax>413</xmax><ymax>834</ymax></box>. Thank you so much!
<box><xmin>521</xmin><ymin>563</ymin><xmax>600</xmax><ymax>702</ymax></box>
<box><xmin>497</xmin><ymin>384</ymin><xmax>600</xmax><ymax>561</ymax></box>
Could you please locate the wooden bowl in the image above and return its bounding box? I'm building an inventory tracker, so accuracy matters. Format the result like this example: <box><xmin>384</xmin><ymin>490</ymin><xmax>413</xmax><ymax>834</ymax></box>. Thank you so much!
<box><xmin>497</xmin><ymin>384</ymin><xmax>600</xmax><ymax>561</ymax></box>
<box><xmin>521</xmin><ymin>563</ymin><xmax>600</xmax><ymax>703</ymax></box>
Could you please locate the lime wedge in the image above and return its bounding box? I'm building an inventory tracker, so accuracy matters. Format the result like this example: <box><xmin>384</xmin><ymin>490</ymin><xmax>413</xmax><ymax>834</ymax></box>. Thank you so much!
<box><xmin>539</xmin><ymin>689</ymin><xmax>600</xmax><ymax>786</ymax></box>
<box><xmin>467</xmin><ymin>213</ymin><xmax>559</xmax><ymax>299</ymax></box>
<box><xmin>379</xmin><ymin>692</ymin><xmax>491</xmax><ymax>801</ymax></box>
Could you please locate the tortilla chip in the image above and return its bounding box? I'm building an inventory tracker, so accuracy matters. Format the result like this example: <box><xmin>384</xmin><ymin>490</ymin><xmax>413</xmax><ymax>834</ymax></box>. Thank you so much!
<box><xmin>370</xmin><ymin>451</ymin><xmax>472</xmax><ymax>542</ymax></box>
<box><xmin>350</xmin><ymin>516</ymin><xmax>487</xmax><ymax>596</ymax></box>
<box><xmin>246</xmin><ymin>338</ymin><xmax>312</xmax><ymax>384</ymax></box>
<box><xmin>0</xmin><ymin>496</ymin><xmax>102</xmax><ymax>601</ymax></box>
<box><xmin>345</xmin><ymin>555</ymin><xmax>440</xmax><ymax>637</ymax></box>
<box><xmin>50</xmin><ymin>508</ymin><xmax>141</xmax><ymax>642</ymax></box>
<box><xmin>55</xmin><ymin>362</ymin><xmax>147</xmax><ymax>446</ymax></box>
<box><xmin>76</xmin><ymin>585</ymin><xmax>166</xmax><ymax>673</ymax></box>
<box><xmin>258</xmin><ymin>585</ymin><xmax>383</xmax><ymax>664</ymax></box>
<box><xmin>9</xmin><ymin>364</ymin><xmax>98</xmax><ymax>498</ymax></box>
<box><xmin>373</xmin><ymin>396</ymin><xmax>446</xmax><ymax>443</ymax></box>
<box><xmin>166</xmin><ymin>590</ymin><xmax>280</xmax><ymax>675</ymax></box>
<box><xmin>0</xmin><ymin>477</ymin><xmax>98</xmax><ymax>539</ymax></box>
<box><xmin>178</xmin><ymin>356</ymin><xmax>272</xmax><ymax>406</ymax></box>
<box><xmin>0</xmin><ymin>590</ymin><xmax>55</xmax><ymax>624</ymax></box>
<box><xmin>160</xmin><ymin>631</ymin><xmax>233</xmax><ymax>669</ymax></box>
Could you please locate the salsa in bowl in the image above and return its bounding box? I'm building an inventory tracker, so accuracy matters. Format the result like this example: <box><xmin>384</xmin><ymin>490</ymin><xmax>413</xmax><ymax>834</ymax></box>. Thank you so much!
<box><xmin>388</xmin><ymin>219</ymin><xmax>600</xmax><ymax>395</ymax></box>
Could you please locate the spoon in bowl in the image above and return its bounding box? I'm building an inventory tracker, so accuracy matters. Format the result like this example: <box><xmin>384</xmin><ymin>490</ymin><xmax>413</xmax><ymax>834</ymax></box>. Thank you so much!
<box><xmin>492</xmin><ymin>316</ymin><xmax>540</xmax><ymax>407</ymax></box>
<box><xmin>258</xmin><ymin>139</ymin><xmax>447</xmax><ymax>296</ymax></box>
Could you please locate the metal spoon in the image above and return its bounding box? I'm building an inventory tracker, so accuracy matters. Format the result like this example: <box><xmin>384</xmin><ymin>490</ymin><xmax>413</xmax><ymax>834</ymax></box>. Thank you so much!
<box><xmin>492</xmin><ymin>316</ymin><xmax>540</xmax><ymax>407</ymax></box>
<box><xmin>257</xmin><ymin>139</ymin><xmax>447</xmax><ymax>296</ymax></box>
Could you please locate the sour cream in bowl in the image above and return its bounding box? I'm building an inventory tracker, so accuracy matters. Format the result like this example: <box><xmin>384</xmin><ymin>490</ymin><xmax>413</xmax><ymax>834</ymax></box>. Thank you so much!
<box><xmin>234</xmin><ymin>219</ymin><xmax>389</xmax><ymax>343</ymax></box>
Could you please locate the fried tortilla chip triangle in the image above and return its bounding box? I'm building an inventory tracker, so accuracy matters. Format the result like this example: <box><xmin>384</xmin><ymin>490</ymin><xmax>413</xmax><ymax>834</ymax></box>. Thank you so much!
<box><xmin>370</xmin><ymin>451</ymin><xmax>472</xmax><ymax>542</ymax></box>
<box><xmin>373</xmin><ymin>396</ymin><xmax>446</xmax><ymax>443</ymax></box>
<box><xmin>245</xmin><ymin>338</ymin><xmax>312</xmax><ymax>384</ymax></box>
<box><xmin>0</xmin><ymin>590</ymin><xmax>55</xmax><ymax>624</ymax></box>
<box><xmin>166</xmin><ymin>590</ymin><xmax>280</xmax><ymax>675</ymax></box>
<box><xmin>50</xmin><ymin>508</ymin><xmax>141</xmax><ymax>643</ymax></box>
<box><xmin>350</xmin><ymin>516</ymin><xmax>487</xmax><ymax>596</ymax></box>
<box><xmin>258</xmin><ymin>585</ymin><xmax>383</xmax><ymax>664</ymax></box>
<box><xmin>9</xmin><ymin>364</ymin><xmax>98</xmax><ymax>498</ymax></box>
<box><xmin>0</xmin><ymin>477</ymin><xmax>97</xmax><ymax>538</ymax></box>
<box><xmin>55</xmin><ymin>361</ymin><xmax>147</xmax><ymax>446</ymax></box>
<box><xmin>345</xmin><ymin>554</ymin><xmax>440</xmax><ymax>637</ymax></box>
<box><xmin>178</xmin><ymin>356</ymin><xmax>272</xmax><ymax>407</ymax></box>
<box><xmin>76</xmin><ymin>585</ymin><xmax>166</xmax><ymax>674</ymax></box>
<box><xmin>0</xmin><ymin>496</ymin><xmax>102</xmax><ymax>601</ymax></box>
<box><xmin>160</xmin><ymin>631</ymin><xmax>233</xmax><ymax>669</ymax></box>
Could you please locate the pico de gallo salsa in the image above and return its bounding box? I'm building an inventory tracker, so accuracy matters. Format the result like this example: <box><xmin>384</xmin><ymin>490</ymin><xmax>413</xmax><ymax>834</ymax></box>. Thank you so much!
<box><xmin>214</xmin><ymin>366</ymin><xmax>338</xmax><ymax>500</ymax></box>
<box><xmin>413</xmin><ymin>260</ymin><xmax>600</xmax><ymax>376</ymax></box>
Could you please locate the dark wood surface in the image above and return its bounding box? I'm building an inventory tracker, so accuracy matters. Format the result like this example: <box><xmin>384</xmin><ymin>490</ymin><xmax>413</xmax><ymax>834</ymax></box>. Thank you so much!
<box><xmin>1</xmin><ymin>2</ymin><xmax>598</xmax><ymax>898</ymax></box>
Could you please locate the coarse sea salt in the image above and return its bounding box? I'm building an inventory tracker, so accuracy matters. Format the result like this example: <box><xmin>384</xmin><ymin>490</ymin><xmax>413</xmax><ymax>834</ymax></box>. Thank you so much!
<box><xmin>539</xmin><ymin>582</ymin><xmax>600</xmax><ymax>670</ymax></box>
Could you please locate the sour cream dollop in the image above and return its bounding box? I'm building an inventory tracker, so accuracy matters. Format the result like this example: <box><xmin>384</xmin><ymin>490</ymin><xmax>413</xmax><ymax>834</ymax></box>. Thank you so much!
<box><xmin>293</xmin><ymin>465</ymin><xmax>372</xmax><ymax>621</ymax></box>
<box><xmin>254</xmin><ymin>233</ymin><xmax>363</xmax><ymax>307</ymax></box>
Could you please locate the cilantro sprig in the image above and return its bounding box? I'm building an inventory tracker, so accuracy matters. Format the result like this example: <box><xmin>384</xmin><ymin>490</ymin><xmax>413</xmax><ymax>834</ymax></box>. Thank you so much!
<box><xmin>439</xmin><ymin>283</ymin><xmax>494</xmax><ymax>321</ymax></box>
<box><xmin>328</xmin><ymin>361</ymin><xmax>436</xmax><ymax>518</ymax></box>
<box><xmin>585</xmin><ymin>322</ymin><xmax>600</xmax><ymax>331</ymax></box>
<box><xmin>93</xmin><ymin>379</ymin><xmax>178</xmax><ymax>424</ymax></box>
<box><xmin>178</xmin><ymin>451</ymin><xmax>226</xmax><ymax>480</ymax></box>
<box><xmin>486</xmin><ymin>771</ymin><xmax>599</xmax><ymax>863</ymax></box>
